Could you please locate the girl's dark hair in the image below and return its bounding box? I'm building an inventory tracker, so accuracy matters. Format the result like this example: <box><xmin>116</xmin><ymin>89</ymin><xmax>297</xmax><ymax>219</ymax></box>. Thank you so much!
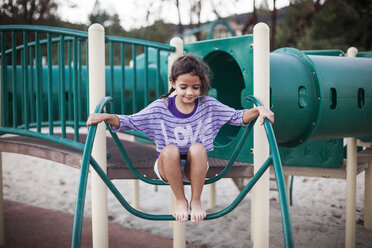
<box><xmin>160</xmin><ymin>54</ymin><xmax>211</xmax><ymax>98</ymax></box>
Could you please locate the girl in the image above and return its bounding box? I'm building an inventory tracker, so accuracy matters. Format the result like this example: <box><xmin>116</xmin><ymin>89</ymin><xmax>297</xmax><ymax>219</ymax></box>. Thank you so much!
<box><xmin>87</xmin><ymin>55</ymin><xmax>274</xmax><ymax>223</ymax></box>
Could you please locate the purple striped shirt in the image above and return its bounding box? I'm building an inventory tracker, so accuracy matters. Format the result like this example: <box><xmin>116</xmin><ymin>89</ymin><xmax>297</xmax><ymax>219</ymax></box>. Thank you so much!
<box><xmin>110</xmin><ymin>96</ymin><xmax>246</xmax><ymax>155</ymax></box>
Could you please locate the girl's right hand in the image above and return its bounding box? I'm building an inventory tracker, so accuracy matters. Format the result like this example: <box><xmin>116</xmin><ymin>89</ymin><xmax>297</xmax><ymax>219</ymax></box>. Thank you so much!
<box><xmin>86</xmin><ymin>113</ymin><xmax>108</xmax><ymax>128</ymax></box>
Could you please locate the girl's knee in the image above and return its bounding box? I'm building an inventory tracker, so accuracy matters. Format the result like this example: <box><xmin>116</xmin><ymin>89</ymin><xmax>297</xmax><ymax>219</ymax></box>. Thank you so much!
<box><xmin>188</xmin><ymin>143</ymin><xmax>207</xmax><ymax>158</ymax></box>
<box><xmin>161</xmin><ymin>144</ymin><xmax>180</xmax><ymax>161</ymax></box>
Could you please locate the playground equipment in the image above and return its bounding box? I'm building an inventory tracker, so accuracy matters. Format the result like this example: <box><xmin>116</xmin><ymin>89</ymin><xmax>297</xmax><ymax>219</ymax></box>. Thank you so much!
<box><xmin>171</xmin><ymin>19</ymin><xmax>236</xmax><ymax>41</ymax></box>
<box><xmin>0</xmin><ymin>22</ymin><xmax>372</xmax><ymax>248</ymax></box>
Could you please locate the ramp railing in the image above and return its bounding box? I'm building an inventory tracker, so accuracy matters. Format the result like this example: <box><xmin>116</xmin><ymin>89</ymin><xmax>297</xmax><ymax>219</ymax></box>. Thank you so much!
<box><xmin>0</xmin><ymin>25</ymin><xmax>174</xmax><ymax>147</ymax></box>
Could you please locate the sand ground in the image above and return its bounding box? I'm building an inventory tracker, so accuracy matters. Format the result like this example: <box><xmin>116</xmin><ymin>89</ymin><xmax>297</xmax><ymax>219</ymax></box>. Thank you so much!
<box><xmin>2</xmin><ymin>152</ymin><xmax>372</xmax><ymax>247</ymax></box>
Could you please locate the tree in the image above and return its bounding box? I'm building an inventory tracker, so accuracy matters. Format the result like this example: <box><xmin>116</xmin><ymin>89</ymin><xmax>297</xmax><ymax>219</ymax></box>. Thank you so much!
<box><xmin>271</xmin><ymin>0</ymin><xmax>277</xmax><ymax>49</ymax></box>
<box><xmin>0</xmin><ymin>0</ymin><xmax>59</xmax><ymax>25</ymax></box>
<box><xmin>310</xmin><ymin>0</ymin><xmax>372</xmax><ymax>51</ymax></box>
<box><xmin>242</xmin><ymin>0</ymin><xmax>258</xmax><ymax>34</ymax></box>
<box><xmin>284</xmin><ymin>0</ymin><xmax>324</xmax><ymax>46</ymax></box>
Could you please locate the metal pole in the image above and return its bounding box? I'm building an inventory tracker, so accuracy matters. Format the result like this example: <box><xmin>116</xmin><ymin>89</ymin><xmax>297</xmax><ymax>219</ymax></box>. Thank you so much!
<box><xmin>209</xmin><ymin>183</ymin><xmax>216</xmax><ymax>209</ymax></box>
<box><xmin>345</xmin><ymin>137</ymin><xmax>357</xmax><ymax>248</ymax></box>
<box><xmin>0</xmin><ymin>152</ymin><xmax>3</xmax><ymax>246</ymax></box>
<box><xmin>88</xmin><ymin>23</ymin><xmax>108</xmax><ymax>248</ymax></box>
<box><xmin>365</xmin><ymin>162</ymin><xmax>372</xmax><ymax>230</ymax></box>
<box><xmin>168</xmin><ymin>37</ymin><xmax>186</xmax><ymax>248</ymax></box>
<box><xmin>252</xmin><ymin>22</ymin><xmax>270</xmax><ymax>248</ymax></box>
<box><xmin>0</xmin><ymin>52</ymin><xmax>4</xmax><ymax>245</ymax></box>
<box><xmin>132</xmin><ymin>179</ymin><xmax>140</xmax><ymax>209</ymax></box>
<box><xmin>345</xmin><ymin>47</ymin><xmax>358</xmax><ymax>248</ymax></box>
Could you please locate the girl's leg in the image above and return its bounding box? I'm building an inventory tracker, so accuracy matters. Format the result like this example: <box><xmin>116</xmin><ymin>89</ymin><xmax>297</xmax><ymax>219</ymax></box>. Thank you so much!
<box><xmin>185</xmin><ymin>143</ymin><xmax>208</xmax><ymax>223</ymax></box>
<box><xmin>157</xmin><ymin>145</ymin><xmax>188</xmax><ymax>222</ymax></box>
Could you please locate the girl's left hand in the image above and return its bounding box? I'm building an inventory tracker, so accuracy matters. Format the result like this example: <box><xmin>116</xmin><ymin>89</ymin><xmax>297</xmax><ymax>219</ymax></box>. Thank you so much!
<box><xmin>257</xmin><ymin>106</ymin><xmax>274</xmax><ymax>125</ymax></box>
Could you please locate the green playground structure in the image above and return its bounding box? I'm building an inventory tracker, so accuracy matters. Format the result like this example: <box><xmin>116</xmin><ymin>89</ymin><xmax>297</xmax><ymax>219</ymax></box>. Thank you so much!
<box><xmin>1</xmin><ymin>22</ymin><xmax>371</xmax><ymax>248</ymax></box>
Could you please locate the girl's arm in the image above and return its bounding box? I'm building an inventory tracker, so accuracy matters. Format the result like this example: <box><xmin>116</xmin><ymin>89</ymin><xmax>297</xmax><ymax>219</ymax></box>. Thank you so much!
<box><xmin>243</xmin><ymin>106</ymin><xmax>274</xmax><ymax>125</ymax></box>
<box><xmin>86</xmin><ymin>113</ymin><xmax>120</xmax><ymax>128</ymax></box>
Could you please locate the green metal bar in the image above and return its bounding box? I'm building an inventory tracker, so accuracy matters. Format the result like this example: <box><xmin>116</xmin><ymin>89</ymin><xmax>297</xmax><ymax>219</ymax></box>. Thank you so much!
<box><xmin>156</xmin><ymin>48</ymin><xmax>160</xmax><ymax>98</ymax></box>
<box><xmin>0</xmin><ymin>126</ymin><xmax>85</xmax><ymax>151</ymax></box>
<box><xmin>77</xmin><ymin>40</ymin><xmax>82</xmax><ymax>124</ymax></box>
<box><xmin>35</xmin><ymin>32</ymin><xmax>41</xmax><ymax>132</ymax></box>
<box><xmin>132</xmin><ymin>45</ymin><xmax>137</xmax><ymax>113</ymax></box>
<box><xmin>71</xmin><ymin>97</ymin><xmax>113</xmax><ymax>248</ymax></box>
<box><xmin>23</xmin><ymin>31</ymin><xmax>29</xmax><ymax>130</ymax></box>
<box><xmin>59</xmin><ymin>35</ymin><xmax>66</xmax><ymax>138</ymax></box>
<box><xmin>67</xmin><ymin>41</ymin><xmax>73</xmax><ymax>121</ymax></box>
<box><xmin>108</xmin><ymin>127</ymin><xmax>166</xmax><ymax>185</ymax></box>
<box><xmin>71</xmin><ymin>126</ymin><xmax>97</xmax><ymax>248</ymax></box>
<box><xmin>205</xmin><ymin>156</ymin><xmax>272</xmax><ymax>219</ymax></box>
<box><xmin>1</xmin><ymin>32</ymin><xmax>8</xmax><ymax>126</ymax></box>
<box><xmin>204</xmin><ymin>121</ymin><xmax>254</xmax><ymax>184</ymax></box>
<box><xmin>17</xmin><ymin>120</ymin><xmax>86</xmax><ymax>130</ymax></box>
<box><xmin>109</xmin><ymin>42</ymin><xmax>115</xmax><ymax>113</ymax></box>
<box><xmin>21</xmin><ymin>49</ymin><xmax>25</xmax><ymax>126</ymax></box>
<box><xmin>106</xmin><ymin>35</ymin><xmax>175</xmax><ymax>52</ymax></box>
<box><xmin>0</xmin><ymin>25</ymin><xmax>88</xmax><ymax>38</ymax></box>
<box><xmin>47</xmin><ymin>33</ymin><xmax>53</xmax><ymax>135</ymax></box>
<box><xmin>29</xmin><ymin>47</ymin><xmax>35</xmax><ymax>123</ymax></box>
<box><xmin>107</xmin><ymin>118</ymin><xmax>255</xmax><ymax>186</ymax></box>
<box><xmin>3</xmin><ymin>36</ymin><xmax>75</xmax><ymax>55</ymax></box>
<box><xmin>72</xmin><ymin>95</ymin><xmax>289</xmax><ymax>246</ymax></box>
<box><xmin>82</xmin><ymin>139</ymin><xmax>272</xmax><ymax>222</ymax></box>
<box><xmin>144</xmin><ymin>46</ymin><xmax>149</xmax><ymax>106</ymax></box>
<box><xmin>120</xmin><ymin>43</ymin><xmax>126</xmax><ymax>114</ymax></box>
<box><xmin>73</xmin><ymin>37</ymin><xmax>79</xmax><ymax>142</ymax></box>
<box><xmin>11</xmin><ymin>31</ymin><xmax>17</xmax><ymax>128</ymax></box>
<box><xmin>248</xmin><ymin>95</ymin><xmax>294</xmax><ymax>248</ymax></box>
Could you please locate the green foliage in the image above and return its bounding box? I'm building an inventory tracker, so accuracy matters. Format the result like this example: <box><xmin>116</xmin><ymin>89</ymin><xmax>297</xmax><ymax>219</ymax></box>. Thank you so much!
<box><xmin>310</xmin><ymin>0</ymin><xmax>372</xmax><ymax>51</ymax></box>
<box><xmin>275</xmin><ymin>0</ymin><xmax>372</xmax><ymax>51</ymax></box>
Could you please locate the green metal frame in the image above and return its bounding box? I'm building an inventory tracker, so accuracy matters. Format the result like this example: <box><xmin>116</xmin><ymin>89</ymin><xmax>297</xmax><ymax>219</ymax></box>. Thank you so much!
<box><xmin>172</xmin><ymin>19</ymin><xmax>236</xmax><ymax>41</ymax></box>
<box><xmin>71</xmin><ymin>96</ymin><xmax>293</xmax><ymax>248</ymax></box>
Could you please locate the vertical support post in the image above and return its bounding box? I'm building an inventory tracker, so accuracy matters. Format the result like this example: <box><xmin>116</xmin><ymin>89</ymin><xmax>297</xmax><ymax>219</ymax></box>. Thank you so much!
<box><xmin>0</xmin><ymin>52</ymin><xmax>4</xmax><ymax>246</ymax></box>
<box><xmin>252</xmin><ymin>22</ymin><xmax>270</xmax><ymax>248</ymax></box>
<box><xmin>209</xmin><ymin>183</ymin><xmax>216</xmax><ymax>209</ymax></box>
<box><xmin>132</xmin><ymin>179</ymin><xmax>140</xmax><ymax>209</ymax></box>
<box><xmin>88</xmin><ymin>24</ymin><xmax>108</xmax><ymax>248</ymax></box>
<box><xmin>168</xmin><ymin>37</ymin><xmax>185</xmax><ymax>248</ymax></box>
<box><xmin>345</xmin><ymin>137</ymin><xmax>357</xmax><ymax>248</ymax></box>
<box><xmin>345</xmin><ymin>47</ymin><xmax>358</xmax><ymax>248</ymax></box>
<box><xmin>365</xmin><ymin>162</ymin><xmax>372</xmax><ymax>230</ymax></box>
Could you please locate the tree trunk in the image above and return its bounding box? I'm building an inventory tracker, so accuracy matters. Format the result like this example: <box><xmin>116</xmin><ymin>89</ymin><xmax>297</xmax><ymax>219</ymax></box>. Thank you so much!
<box><xmin>242</xmin><ymin>0</ymin><xmax>257</xmax><ymax>34</ymax></box>
<box><xmin>270</xmin><ymin>0</ymin><xmax>277</xmax><ymax>50</ymax></box>
<box><xmin>176</xmin><ymin>0</ymin><xmax>184</xmax><ymax>34</ymax></box>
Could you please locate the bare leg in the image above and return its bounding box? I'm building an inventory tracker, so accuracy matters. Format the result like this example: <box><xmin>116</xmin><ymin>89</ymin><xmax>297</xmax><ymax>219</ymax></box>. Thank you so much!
<box><xmin>157</xmin><ymin>145</ymin><xmax>188</xmax><ymax>222</ymax></box>
<box><xmin>185</xmin><ymin>143</ymin><xmax>208</xmax><ymax>223</ymax></box>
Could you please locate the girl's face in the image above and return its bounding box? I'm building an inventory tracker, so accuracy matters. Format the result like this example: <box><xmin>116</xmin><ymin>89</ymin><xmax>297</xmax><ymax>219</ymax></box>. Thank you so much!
<box><xmin>171</xmin><ymin>73</ymin><xmax>201</xmax><ymax>105</ymax></box>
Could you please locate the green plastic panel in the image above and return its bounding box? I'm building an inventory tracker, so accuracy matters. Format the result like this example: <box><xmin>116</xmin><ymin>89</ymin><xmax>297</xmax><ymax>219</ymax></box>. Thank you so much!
<box><xmin>185</xmin><ymin>35</ymin><xmax>254</xmax><ymax>163</ymax></box>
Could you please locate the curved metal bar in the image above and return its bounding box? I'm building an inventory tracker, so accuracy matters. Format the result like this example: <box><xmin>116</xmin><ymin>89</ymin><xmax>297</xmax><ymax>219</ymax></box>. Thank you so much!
<box><xmin>71</xmin><ymin>96</ymin><xmax>113</xmax><ymax>248</ymax></box>
<box><xmin>2</xmin><ymin>36</ymin><xmax>76</xmax><ymax>56</ymax></box>
<box><xmin>0</xmin><ymin>25</ymin><xmax>88</xmax><ymax>38</ymax></box>
<box><xmin>248</xmin><ymin>95</ymin><xmax>294</xmax><ymax>248</ymax></box>
<box><xmin>106</xmin><ymin>35</ymin><xmax>175</xmax><ymax>52</ymax></box>
<box><xmin>87</xmin><ymin>153</ymin><xmax>272</xmax><ymax>221</ymax></box>
<box><xmin>106</xmin><ymin>118</ymin><xmax>256</xmax><ymax>185</ymax></box>
<box><xmin>73</xmin><ymin>96</ymin><xmax>293</xmax><ymax>247</ymax></box>
<box><xmin>0</xmin><ymin>127</ymin><xmax>85</xmax><ymax>151</ymax></box>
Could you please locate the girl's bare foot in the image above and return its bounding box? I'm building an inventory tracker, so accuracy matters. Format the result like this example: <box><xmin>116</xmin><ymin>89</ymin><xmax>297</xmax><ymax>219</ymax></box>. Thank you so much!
<box><xmin>190</xmin><ymin>200</ymin><xmax>206</xmax><ymax>223</ymax></box>
<box><xmin>173</xmin><ymin>199</ymin><xmax>189</xmax><ymax>222</ymax></box>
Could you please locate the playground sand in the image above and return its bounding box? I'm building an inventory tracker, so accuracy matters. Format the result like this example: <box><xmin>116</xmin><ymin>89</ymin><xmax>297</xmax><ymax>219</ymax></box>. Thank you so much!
<box><xmin>2</xmin><ymin>152</ymin><xmax>372</xmax><ymax>248</ymax></box>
